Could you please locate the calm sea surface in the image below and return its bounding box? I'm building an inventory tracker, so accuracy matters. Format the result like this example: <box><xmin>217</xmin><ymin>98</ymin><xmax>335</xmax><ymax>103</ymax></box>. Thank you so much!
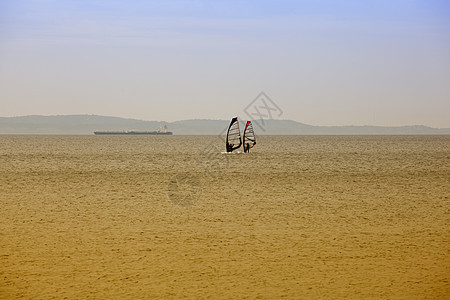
<box><xmin>1</xmin><ymin>135</ymin><xmax>449</xmax><ymax>298</ymax></box>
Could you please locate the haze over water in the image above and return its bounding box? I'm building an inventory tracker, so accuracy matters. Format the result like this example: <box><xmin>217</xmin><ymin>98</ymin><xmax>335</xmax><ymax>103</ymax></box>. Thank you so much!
<box><xmin>1</xmin><ymin>1</ymin><xmax>449</xmax><ymax>127</ymax></box>
<box><xmin>1</xmin><ymin>135</ymin><xmax>448</xmax><ymax>298</ymax></box>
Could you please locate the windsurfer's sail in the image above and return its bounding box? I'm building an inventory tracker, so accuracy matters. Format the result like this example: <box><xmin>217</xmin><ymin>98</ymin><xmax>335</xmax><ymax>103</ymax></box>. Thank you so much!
<box><xmin>226</xmin><ymin>117</ymin><xmax>242</xmax><ymax>153</ymax></box>
<box><xmin>243</xmin><ymin>121</ymin><xmax>256</xmax><ymax>153</ymax></box>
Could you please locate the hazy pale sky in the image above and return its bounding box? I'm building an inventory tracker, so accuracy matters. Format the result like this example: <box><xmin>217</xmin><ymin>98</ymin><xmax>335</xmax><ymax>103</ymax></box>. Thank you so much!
<box><xmin>0</xmin><ymin>0</ymin><xmax>449</xmax><ymax>127</ymax></box>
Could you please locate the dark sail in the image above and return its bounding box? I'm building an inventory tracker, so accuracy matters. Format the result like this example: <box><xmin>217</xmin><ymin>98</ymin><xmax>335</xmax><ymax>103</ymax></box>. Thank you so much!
<box><xmin>226</xmin><ymin>117</ymin><xmax>242</xmax><ymax>152</ymax></box>
<box><xmin>243</xmin><ymin>121</ymin><xmax>256</xmax><ymax>153</ymax></box>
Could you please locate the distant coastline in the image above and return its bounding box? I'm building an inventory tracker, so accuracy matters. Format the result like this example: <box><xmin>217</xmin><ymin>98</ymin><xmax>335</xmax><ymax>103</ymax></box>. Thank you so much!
<box><xmin>0</xmin><ymin>115</ymin><xmax>449</xmax><ymax>135</ymax></box>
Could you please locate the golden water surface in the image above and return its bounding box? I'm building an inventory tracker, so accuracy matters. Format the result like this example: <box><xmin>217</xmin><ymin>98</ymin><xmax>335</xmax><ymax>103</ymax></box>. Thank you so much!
<box><xmin>1</xmin><ymin>135</ymin><xmax>449</xmax><ymax>299</ymax></box>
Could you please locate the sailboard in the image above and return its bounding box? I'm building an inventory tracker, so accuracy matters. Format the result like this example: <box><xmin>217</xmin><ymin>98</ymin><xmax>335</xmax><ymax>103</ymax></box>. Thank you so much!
<box><xmin>226</xmin><ymin>117</ymin><xmax>242</xmax><ymax>153</ymax></box>
<box><xmin>243</xmin><ymin>121</ymin><xmax>256</xmax><ymax>153</ymax></box>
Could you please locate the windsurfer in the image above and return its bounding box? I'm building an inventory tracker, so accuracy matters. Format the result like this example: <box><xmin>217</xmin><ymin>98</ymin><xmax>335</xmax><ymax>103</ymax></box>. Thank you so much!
<box><xmin>226</xmin><ymin>117</ymin><xmax>242</xmax><ymax>153</ymax></box>
<box><xmin>242</xmin><ymin>120</ymin><xmax>256</xmax><ymax>153</ymax></box>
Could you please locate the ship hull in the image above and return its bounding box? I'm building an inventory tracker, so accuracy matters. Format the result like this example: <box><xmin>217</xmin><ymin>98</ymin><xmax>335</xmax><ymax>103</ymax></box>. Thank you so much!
<box><xmin>94</xmin><ymin>131</ymin><xmax>173</xmax><ymax>135</ymax></box>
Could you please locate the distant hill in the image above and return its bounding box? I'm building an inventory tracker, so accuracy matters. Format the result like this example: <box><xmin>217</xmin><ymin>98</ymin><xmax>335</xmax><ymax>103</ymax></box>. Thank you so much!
<box><xmin>0</xmin><ymin>115</ymin><xmax>449</xmax><ymax>135</ymax></box>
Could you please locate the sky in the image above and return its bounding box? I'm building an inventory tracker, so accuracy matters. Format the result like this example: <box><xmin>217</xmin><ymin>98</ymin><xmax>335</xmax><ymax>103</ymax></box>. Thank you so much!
<box><xmin>0</xmin><ymin>0</ymin><xmax>449</xmax><ymax>127</ymax></box>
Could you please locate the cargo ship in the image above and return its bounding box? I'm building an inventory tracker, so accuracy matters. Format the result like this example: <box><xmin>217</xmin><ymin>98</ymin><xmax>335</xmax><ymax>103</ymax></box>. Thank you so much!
<box><xmin>94</xmin><ymin>125</ymin><xmax>173</xmax><ymax>135</ymax></box>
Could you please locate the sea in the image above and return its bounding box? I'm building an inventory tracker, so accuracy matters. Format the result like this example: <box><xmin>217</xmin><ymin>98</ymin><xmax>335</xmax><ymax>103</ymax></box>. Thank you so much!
<box><xmin>1</xmin><ymin>135</ymin><xmax>449</xmax><ymax>298</ymax></box>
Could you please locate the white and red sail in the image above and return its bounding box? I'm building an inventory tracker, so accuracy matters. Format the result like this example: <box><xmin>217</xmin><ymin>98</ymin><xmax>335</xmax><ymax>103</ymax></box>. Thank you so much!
<box><xmin>243</xmin><ymin>121</ymin><xmax>256</xmax><ymax>153</ymax></box>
